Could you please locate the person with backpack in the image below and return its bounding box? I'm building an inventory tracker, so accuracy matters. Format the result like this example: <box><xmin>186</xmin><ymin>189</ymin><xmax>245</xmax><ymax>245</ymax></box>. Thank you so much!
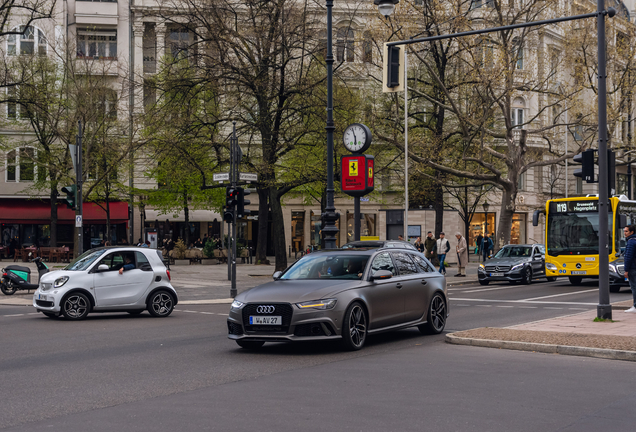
<box><xmin>623</xmin><ymin>224</ymin><xmax>636</xmax><ymax>313</ymax></box>
<box><xmin>436</xmin><ymin>232</ymin><xmax>450</xmax><ymax>275</ymax></box>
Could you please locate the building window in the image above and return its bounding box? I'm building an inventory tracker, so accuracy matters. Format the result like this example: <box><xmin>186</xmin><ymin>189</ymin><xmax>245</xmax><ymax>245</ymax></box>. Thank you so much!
<box><xmin>77</xmin><ymin>29</ymin><xmax>117</xmax><ymax>60</ymax></box>
<box><xmin>510</xmin><ymin>213</ymin><xmax>526</xmax><ymax>244</ymax></box>
<box><xmin>513</xmin><ymin>37</ymin><xmax>523</xmax><ymax>70</ymax></box>
<box><xmin>346</xmin><ymin>212</ymin><xmax>376</xmax><ymax>242</ymax></box>
<box><xmin>336</xmin><ymin>28</ymin><xmax>354</xmax><ymax>62</ymax></box>
<box><xmin>291</xmin><ymin>212</ymin><xmax>305</xmax><ymax>253</ymax></box>
<box><xmin>362</xmin><ymin>32</ymin><xmax>373</xmax><ymax>63</ymax></box>
<box><xmin>168</xmin><ymin>28</ymin><xmax>192</xmax><ymax>60</ymax></box>
<box><xmin>617</xmin><ymin>174</ymin><xmax>629</xmax><ymax>196</ymax></box>
<box><xmin>5</xmin><ymin>148</ymin><xmax>37</xmax><ymax>182</ymax></box>
<box><xmin>518</xmin><ymin>171</ymin><xmax>526</xmax><ymax>191</ymax></box>
<box><xmin>7</xmin><ymin>87</ymin><xmax>19</xmax><ymax>119</ymax></box>
<box><xmin>512</xmin><ymin>97</ymin><xmax>525</xmax><ymax>129</ymax></box>
<box><xmin>7</xmin><ymin>26</ymin><xmax>46</xmax><ymax>56</ymax></box>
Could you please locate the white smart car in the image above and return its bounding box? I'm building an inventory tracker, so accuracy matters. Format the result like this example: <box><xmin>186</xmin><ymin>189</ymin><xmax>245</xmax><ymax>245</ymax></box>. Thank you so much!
<box><xmin>33</xmin><ymin>247</ymin><xmax>178</xmax><ymax>320</ymax></box>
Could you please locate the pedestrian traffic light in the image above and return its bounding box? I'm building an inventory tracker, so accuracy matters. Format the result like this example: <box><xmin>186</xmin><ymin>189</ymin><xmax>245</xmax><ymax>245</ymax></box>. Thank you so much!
<box><xmin>226</xmin><ymin>187</ymin><xmax>237</xmax><ymax>209</ymax></box>
<box><xmin>237</xmin><ymin>187</ymin><xmax>251</xmax><ymax>218</ymax></box>
<box><xmin>223</xmin><ymin>207</ymin><xmax>234</xmax><ymax>223</ymax></box>
<box><xmin>573</xmin><ymin>149</ymin><xmax>596</xmax><ymax>183</ymax></box>
<box><xmin>383</xmin><ymin>43</ymin><xmax>403</xmax><ymax>92</ymax></box>
<box><xmin>61</xmin><ymin>185</ymin><xmax>76</xmax><ymax>210</ymax></box>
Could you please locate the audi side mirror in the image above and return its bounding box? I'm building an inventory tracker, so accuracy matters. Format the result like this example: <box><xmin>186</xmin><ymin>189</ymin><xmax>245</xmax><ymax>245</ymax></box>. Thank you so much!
<box><xmin>273</xmin><ymin>271</ymin><xmax>282</xmax><ymax>280</ymax></box>
<box><xmin>371</xmin><ymin>270</ymin><xmax>393</xmax><ymax>280</ymax></box>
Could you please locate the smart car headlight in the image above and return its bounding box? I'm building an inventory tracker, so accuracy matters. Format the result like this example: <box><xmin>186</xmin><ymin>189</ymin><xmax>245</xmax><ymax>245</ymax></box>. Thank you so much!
<box><xmin>510</xmin><ymin>264</ymin><xmax>524</xmax><ymax>271</ymax></box>
<box><xmin>296</xmin><ymin>299</ymin><xmax>337</xmax><ymax>310</ymax></box>
<box><xmin>54</xmin><ymin>276</ymin><xmax>69</xmax><ymax>288</ymax></box>
<box><xmin>545</xmin><ymin>263</ymin><xmax>557</xmax><ymax>271</ymax></box>
<box><xmin>231</xmin><ymin>300</ymin><xmax>244</xmax><ymax>310</ymax></box>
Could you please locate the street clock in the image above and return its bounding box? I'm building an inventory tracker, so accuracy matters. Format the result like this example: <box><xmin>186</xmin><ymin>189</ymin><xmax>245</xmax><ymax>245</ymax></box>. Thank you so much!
<box><xmin>343</xmin><ymin>123</ymin><xmax>372</xmax><ymax>154</ymax></box>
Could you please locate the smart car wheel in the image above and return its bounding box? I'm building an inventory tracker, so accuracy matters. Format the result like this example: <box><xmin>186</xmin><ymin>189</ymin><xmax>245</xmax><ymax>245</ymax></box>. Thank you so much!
<box><xmin>419</xmin><ymin>293</ymin><xmax>447</xmax><ymax>335</ymax></box>
<box><xmin>61</xmin><ymin>293</ymin><xmax>90</xmax><ymax>320</ymax></box>
<box><xmin>342</xmin><ymin>302</ymin><xmax>367</xmax><ymax>351</ymax></box>
<box><xmin>147</xmin><ymin>291</ymin><xmax>174</xmax><ymax>317</ymax></box>
<box><xmin>522</xmin><ymin>267</ymin><xmax>532</xmax><ymax>285</ymax></box>
<box><xmin>236</xmin><ymin>340</ymin><xmax>265</xmax><ymax>349</ymax></box>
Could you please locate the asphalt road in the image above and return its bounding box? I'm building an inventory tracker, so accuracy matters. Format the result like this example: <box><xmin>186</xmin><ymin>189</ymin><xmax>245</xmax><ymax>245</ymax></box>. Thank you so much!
<box><xmin>1</xmin><ymin>278</ymin><xmax>635</xmax><ymax>431</ymax></box>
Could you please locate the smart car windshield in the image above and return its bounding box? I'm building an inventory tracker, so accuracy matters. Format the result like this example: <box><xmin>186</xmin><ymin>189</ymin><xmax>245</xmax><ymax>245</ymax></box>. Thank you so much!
<box><xmin>281</xmin><ymin>254</ymin><xmax>369</xmax><ymax>280</ymax></box>
<box><xmin>64</xmin><ymin>249</ymin><xmax>106</xmax><ymax>271</ymax></box>
<box><xmin>494</xmin><ymin>246</ymin><xmax>532</xmax><ymax>258</ymax></box>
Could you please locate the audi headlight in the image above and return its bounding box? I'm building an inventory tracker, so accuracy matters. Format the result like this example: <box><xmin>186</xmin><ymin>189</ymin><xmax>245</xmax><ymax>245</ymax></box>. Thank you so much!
<box><xmin>296</xmin><ymin>299</ymin><xmax>337</xmax><ymax>310</ymax></box>
<box><xmin>54</xmin><ymin>276</ymin><xmax>69</xmax><ymax>288</ymax></box>
<box><xmin>510</xmin><ymin>264</ymin><xmax>524</xmax><ymax>272</ymax></box>
<box><xmin>545</xmin><ymin>263</ymin><xmax>557</xmax><ymax>271</ymax></box>
<box><xmin>230</xmin><ymin>300</ymin><xmax>244</xmax><ymax>310</ymax></box>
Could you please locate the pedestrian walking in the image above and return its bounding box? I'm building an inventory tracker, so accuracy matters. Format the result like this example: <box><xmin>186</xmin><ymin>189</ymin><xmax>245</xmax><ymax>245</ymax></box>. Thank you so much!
<box><xmin>481</xmin><ymin>233</ymin><xmax>493</xmax><ymax>262</ymax></box>
<box><xmin>455</xmin><ymin>232</ymin><xmax>468</xmax><ymax>277</ymax></box>
<box><xmin>623</xmin><ymin>224</ymin><xmax>636</xmax><ymax>313</ymax></box>
<box><xmin>414</xmin><ymin>236</ymin><xmax>424</xmax><ymax>253</ymax></box>
<box><xmin>424</xmin><ymin>231</ymin><xmax>437</xmax><ymax>262</ymax></box>
<box><xmin>476</xmin><ymin>233</ymin><xmax>483</xmax><ymax>256</ymax></box>
<box><xmin>436</xmin><ymin>232</ymin><xmax>450</xmax><ymax>275</ymax></box>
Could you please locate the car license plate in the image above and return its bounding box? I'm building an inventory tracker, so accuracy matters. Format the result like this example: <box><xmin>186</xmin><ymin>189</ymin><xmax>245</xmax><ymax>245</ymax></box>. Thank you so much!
<box><xmin>490</xmin><ymin>272</ymin><xmax>504</xmax><ymax>277</ymax></box>
<box><xmin>38</xmin><ymin>294</ymin><xmax>47</xmax><ymax>301</ymax></box>
<box><xmin>571</xmin><ymin>271</ymin><xmax>587</xmax><ymax>275</ymax></box>
<box><xmin>249</xmin><ymin>316</ymin><xmax>281</xmax><ymax>325</ymax></box>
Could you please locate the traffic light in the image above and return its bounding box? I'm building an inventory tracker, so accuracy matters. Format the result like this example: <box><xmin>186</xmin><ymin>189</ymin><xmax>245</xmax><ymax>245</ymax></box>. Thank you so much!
<box><xmin>608</xmin><ymin>149</ymin><xmax>616</xmax><ymax>195</ymax></box>
<box><xmin>223</xmin><ymin>207</ymin><xmax>233</xmax><ymax>223</ymax></box>
<box><xmin>383</xmin><ymin>43</ymin><xmax>403</xmax><ymax>92</ymax></box>
<box><xmin>61</xmin><ymin>185</ymin><xmax>76</xmax><ymax>210</ymax></box>
<box><xmin>226</xmin><ymin>187</ymin><xmax>237</xmax><ymax>209</ymax></box>
<box><xmin>237</xmin><ymin>187</ymin><xmax>251</xmax><ymax>218</ymax></box>
<box><xmin>573</xmin><ymin>149</ymin><xmax>595</xmax><ymax>183</ymax></box>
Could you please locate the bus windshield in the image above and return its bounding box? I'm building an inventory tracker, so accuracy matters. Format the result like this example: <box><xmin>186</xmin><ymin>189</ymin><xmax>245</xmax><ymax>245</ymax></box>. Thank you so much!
<box><xmin>547</xmin><ymin>211</ymin><xmax>611</xmax><ymax>256</ymax></box>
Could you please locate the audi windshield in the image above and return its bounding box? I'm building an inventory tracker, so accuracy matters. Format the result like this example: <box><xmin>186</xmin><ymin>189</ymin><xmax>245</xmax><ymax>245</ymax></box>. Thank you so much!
<box><xmin>281</xmin><ymin>254</ymin><xmax>369</xmax><ymax>280</ymax></box>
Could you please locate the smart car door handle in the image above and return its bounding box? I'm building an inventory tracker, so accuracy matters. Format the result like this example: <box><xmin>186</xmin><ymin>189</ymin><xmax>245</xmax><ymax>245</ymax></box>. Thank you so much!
<box><xmin>396</xmin><ymin>283</ymin><xmax>403</xmax><ymax>289</ymax></box>
<box><xmin>421</xmin><ymin>280</ymin><xmax>428</xmax><ymax>285</ymax></box>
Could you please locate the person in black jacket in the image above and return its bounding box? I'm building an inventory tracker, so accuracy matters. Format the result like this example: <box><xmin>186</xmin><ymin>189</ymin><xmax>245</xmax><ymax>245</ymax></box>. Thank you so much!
<box><xmin>623</xmin><ymin>225</ymin><xmax>636</xmax><ymax>313</ymax></box>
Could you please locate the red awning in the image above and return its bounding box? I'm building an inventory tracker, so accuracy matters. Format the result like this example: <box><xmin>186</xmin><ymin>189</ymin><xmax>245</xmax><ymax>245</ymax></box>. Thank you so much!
<box><xmin>0</xmin><ymin>199</ymin><xmax>129</xmax><ymax>224</ymax></box>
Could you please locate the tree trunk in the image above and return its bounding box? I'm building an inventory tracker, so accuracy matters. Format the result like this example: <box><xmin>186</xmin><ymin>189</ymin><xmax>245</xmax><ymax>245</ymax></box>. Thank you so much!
<box><xmin>255</xmin><ymin>187</ymin><xmax>269</xmax><ymax>264</ymax></box>
<box><xmin>434</xmin><ymin>174</ymin><xmax>444</xmax><ymax>236</ymax></box>
<box><xmin>270</xmin><ymin>186</ymin><xmax>287</xmax><ymax>271</ymax></box>
<box><xmin>49</xmin><ymin>183</ymin><xmax>58</xmax><ymax>247</ymax></box>
<box><xmin>495</xmin><ymin>186</ymin><xmax>516</xmax><ymax>250</ymax></box>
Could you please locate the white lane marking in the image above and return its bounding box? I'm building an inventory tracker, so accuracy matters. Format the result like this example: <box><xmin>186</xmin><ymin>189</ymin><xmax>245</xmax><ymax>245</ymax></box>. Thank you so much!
<box><xmin>455</xmin><ymin>304</ymin><xmax>471</xmax><ymax>307</ymax></box>
<box><xmin>568</xmin><ymin>308</ymin><xmax>590</xmax><ymax>310</ymax></box>
<box><xmin>496</xmin><ymin>305</ymin><xmax>514</xmax><ymax>308</ymax></box>
<box><xmin>543</xmin><ymin>307</ymin><xmax>563</xmax><ymax>310</ymax></box>
<box><xmin>523</xmin><ymin>289</ymin><xmax>598</xmax><ymax>301</ymax></box>
<box><xmin>451</xmin><ymin>298</ymin><xmax>598</xmax><ymax>306</ymax></box>
<box><xmin>518</xmin><ymin>306</ymin><xmax>537</xmax><ymax>309</ymax></box>
<box><xmin>27</xmin><ymin>312</ymin><xmax>39</xmax><ymax>315</ymax></box>
<box><xmin>475</xmin><ymin>305</ymin><xmax>492</xmax><ymax>307</ymax></box>
<box><xmin>181</xmin><ymin>310</ymin><xmax>198</xmax><ymax>313</ymax></box>
<box><xmin>199</xmin><ymin>312</ymin><xmax>216</xmax><ymax>315</ymax></box>
<box><xmin>217</xmin><ymin>313</ymin><xmax>229</xmax><ymax>316</ymax></box>
<box><xmin>4</xmin><ymin>314</ymin><xmax>24</xmax><ymax>317</ymax></box>
<box><xmin>461</xmin><ymin>285</ymin><xmax>526</xmax><ymax>294</ymax></box>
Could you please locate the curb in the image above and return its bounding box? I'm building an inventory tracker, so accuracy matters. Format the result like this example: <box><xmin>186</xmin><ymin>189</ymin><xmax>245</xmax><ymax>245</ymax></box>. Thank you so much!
<box><xmin>445</xmin><ymin>333</ymin><xmax>636</xmax><ymax>362</ymax></box>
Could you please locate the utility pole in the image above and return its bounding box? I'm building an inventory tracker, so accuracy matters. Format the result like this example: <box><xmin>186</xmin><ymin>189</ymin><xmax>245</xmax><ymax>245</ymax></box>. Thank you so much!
<box><xmin>76</xmin><ymin>120</ymin><xmax>84</xmax><ymax>256</ymax></box>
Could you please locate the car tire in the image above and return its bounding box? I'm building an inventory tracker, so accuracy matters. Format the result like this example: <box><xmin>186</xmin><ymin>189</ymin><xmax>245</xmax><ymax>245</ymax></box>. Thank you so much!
<box><xmin>546</xmin><ymin>277</ymin><xmax>557</xmax><ymax>282</ymax></box>
<box><xmin>609</xmin><ymin>285</ymin><xmax>621</xmax><ymax>293</ymax></box>
<box><xmin>419</xmin><ymin>292</ymin><xmax>447</xmax><ymax>335</ymax></box>
<box><xmin>342</xmin><ymin>302</ymin><xmax>367</xmax><ymax>351</ymax></box>
<box><xmin>127</xmin><ymin>310</ymin><xmax>144</xmax><ymax>315</ymax></box>
<box><xmin>42</xmin><ymin>312</ymin><xmax>58</xmax><ymax>319</ymax></box>
<box><xmin>522</xmin><ymin>267</ymin><xmax>532</xmax><ymax>285</ymax></box>
<box><xmin>569</xmin><ymin>276</ymin><xmax>583</xmax><ymax>285</ymax></box>
<box><xmin>236</xmin><ymin>340</ymin><xmax>265</xmax><ymax>349</ymax></box>
<box><xmin>478</xmin><ymin>280</ymin><xmax>489</xmax><ymax>286</ymax></box>
<box><xmin>61</xmin><ymin>292</ymin><xmax>91</xmax><ymax>320</ymax></box>
<box><xmin>1</xmin><ymin>282</ymin><xmax>16</xmax><ymax>295</ymax></box>
<box><xmin>147</xmin><ymin>290</ymin><xmax>174</xmax><ymax>317</ymax></box>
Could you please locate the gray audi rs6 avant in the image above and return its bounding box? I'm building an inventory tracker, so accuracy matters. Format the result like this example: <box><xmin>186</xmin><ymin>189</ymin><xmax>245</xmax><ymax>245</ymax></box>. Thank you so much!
<box><xmin>227</xmin><ymin>248</ymin><xmax>448</xmax><ymax>350</ymax></box>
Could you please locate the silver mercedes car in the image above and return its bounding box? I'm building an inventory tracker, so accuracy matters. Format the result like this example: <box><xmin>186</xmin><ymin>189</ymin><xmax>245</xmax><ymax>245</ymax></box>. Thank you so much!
<box><xmin>227</xmin><ymin>248</ymin><xmax>448</xmax><ymax>350</ymax></box>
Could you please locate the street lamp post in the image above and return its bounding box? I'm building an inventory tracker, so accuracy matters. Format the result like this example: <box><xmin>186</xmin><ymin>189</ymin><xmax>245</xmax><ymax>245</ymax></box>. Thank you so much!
<box><xmin>482</xmin><ymin>201</ymin><xmax>489</xmax><ymax>261</ymax></box>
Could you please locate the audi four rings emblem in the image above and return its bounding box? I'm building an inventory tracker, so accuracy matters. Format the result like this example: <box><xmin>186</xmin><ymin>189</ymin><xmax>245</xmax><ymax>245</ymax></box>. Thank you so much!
<box><xmin>256</xmin><ymin>305</ymin><xmax>275</xmax><ymax>313</ymax></box>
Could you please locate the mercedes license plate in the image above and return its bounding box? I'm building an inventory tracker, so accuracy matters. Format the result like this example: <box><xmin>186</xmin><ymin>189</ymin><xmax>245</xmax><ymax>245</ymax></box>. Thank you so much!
<box><xmin>249</xmin><ymin>316</ymin><xmax>281</xmax><ymax>325</ymax></box>
<box><xmin>490</xmin><ymin>272</ymin><xmax>504</xmax><ymax>277</ymax></box>
<box><xmin>571</xmin><ymin>271</ymin><xmax>586</xmax><ymax>275</ymax></box>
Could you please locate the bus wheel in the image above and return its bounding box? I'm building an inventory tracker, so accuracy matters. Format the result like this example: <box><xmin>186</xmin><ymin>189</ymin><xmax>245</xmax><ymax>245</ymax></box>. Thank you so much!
<box><xmin>568</xmin><ymin>276</ymin><xmax>583</xmax><ymax>285</ymax></box>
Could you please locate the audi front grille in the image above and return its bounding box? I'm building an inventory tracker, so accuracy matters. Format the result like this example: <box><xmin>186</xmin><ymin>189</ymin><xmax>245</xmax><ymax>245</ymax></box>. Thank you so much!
<box><xmin>242</xmin><ymin>303</ymin><xmax>293</xmax><ymax>334</ymax></box>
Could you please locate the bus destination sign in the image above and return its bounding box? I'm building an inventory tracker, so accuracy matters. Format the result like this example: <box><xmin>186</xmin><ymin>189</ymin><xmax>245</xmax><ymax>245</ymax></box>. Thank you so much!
<box><xmin>551</xmin><ymin>200</ymin><xmax>599</xmax><ymax>213</ymax></box>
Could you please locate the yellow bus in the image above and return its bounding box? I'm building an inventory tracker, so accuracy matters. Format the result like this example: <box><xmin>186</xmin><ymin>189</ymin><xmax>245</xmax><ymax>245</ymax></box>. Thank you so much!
<box><xmin>533</xmin><ymin>195</ymin><xmax>636</xmax><ymax>285</ymax></box>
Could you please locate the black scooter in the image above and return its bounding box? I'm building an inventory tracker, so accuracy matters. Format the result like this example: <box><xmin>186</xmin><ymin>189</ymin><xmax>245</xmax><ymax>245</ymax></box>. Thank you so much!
<box><xmin>1</xmin><ymin>255</ymin><xmax>50</xmax><ymax>295</ymax></box>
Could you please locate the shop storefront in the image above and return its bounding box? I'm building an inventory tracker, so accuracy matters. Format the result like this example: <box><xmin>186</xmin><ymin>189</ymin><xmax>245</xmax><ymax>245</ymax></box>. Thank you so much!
<box><xmin>345</xmin><ymin>212</ymin><xmax>376</xmax><ymax>243</ymax></box>
<box><xmin>310</xmin><ymin>210</ymin><xmax>340</xmax><ymax>249</ymax></box>
<box><xmin>469</xmin><ymin>213</ymin><xmax>497</xmax><ymax>248</ymax></box>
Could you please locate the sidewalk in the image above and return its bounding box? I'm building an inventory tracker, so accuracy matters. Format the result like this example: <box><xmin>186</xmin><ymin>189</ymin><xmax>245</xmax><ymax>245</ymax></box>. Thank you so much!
<box><xmin>447</xmin><ymin>299</ymin><xmax>636</xmax><ymax>362</ymax></box>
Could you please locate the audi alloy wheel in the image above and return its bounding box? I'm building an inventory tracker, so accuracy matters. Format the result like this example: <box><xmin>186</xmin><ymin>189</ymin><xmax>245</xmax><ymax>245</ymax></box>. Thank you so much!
<box><xmin>342</xmin><ymin>302</ymin><xmax>367</xmax><ymax>351</ymax></box>
<box><xmin>419</xmin><ymin>293</ymin><xmax>446</xmax><ymax>335</ymax></box>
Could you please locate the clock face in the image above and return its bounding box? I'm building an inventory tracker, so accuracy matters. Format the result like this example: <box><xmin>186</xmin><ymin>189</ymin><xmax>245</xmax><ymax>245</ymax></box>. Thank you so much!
<box><xmin>343</xmin><ymin>123</ymin><xmax>371</xmax><ymax>153</ymax></box>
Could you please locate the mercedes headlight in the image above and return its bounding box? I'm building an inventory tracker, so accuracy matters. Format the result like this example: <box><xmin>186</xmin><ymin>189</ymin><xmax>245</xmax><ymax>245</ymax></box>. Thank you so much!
<box><xmin>54</xmin><ymin>276</ymin><xmax>69</xmax><ymax>288</ymax></box>
<box><xmin>296</xmin><ymin>299</ymin><xmax>337</xmax><ymax>310</ymax></box>
<box><xmin>545</xmin><ymin>263</ymin><xmax>557</xmax><ymax>271</ymax></box>
<box><xmin>609</xmin><ymin>264</ymin><xmax>617</xmax><ymax>273</ymax></box>
<box><xmin>510</xmin><ymin>264</ymin><xmax>524</xmax><ymax>272</ymax></box>
<box><xmin>230</xmin><ymin>300</ymin><xmax>244</xmax><ymax>310</ymax></box>
<box><xmin>479</xmin><ymin>264</ymin><xmax>485</xmax><ymax>271</ymax></box>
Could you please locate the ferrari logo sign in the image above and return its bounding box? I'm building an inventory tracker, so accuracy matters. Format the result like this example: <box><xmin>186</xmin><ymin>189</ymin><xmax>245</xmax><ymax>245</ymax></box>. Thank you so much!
<box><xmin>349</xmin><ymin>160</ymin><xmax>358</xmax><ymax>176</ymax></box>
<box><xmin>368</xmin><ymin>167</ymin><xmax>373</xmax><ymax>179</ymax></box>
